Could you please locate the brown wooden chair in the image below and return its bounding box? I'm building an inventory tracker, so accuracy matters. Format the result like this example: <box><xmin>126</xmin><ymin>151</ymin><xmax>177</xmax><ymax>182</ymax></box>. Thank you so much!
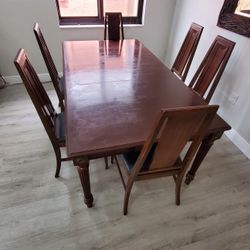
<box><xmin>189</xmin><ymin>35</ymin><xmax>235</xmax><ymax>103</ymax></box>
<box><xmin>171</xmin><ymin>23</ymin><xmax>203</xmax><ymax>82</ymax></box>
<box><xmin>104</xmin><ymin>12</ymin><xmax>124</xmax><ymax>41</ymax></box>
<box><xmin>33</xmin><ymin>22</ymin><xmax>64</xmax><ymax>111</ymax></box>
<box><xmin>14</xmin><ymin>49</ymin><xmax>109</xmax><ymax>178</ymax></box>
<box><xmin>114</xmin><ymin>105</ymin><xmax>219</xmax><ymax>215</ymax></box>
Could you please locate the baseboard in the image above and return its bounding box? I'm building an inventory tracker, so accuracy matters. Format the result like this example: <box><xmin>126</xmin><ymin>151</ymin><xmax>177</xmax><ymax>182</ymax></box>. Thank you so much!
<box><xmin>3</xmin><ymin>73</ymin><xmax>51</xmax><ymax>85</ymax></box>
<box><xmin>225</xmin><ymin>128</ymin><xmax>250</xmax><ymax>159</ymax></box>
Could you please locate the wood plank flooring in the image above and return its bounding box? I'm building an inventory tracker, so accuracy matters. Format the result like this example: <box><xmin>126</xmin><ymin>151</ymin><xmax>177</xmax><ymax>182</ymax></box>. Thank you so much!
<box><xmin>0</xmin><ymin>83</ymin><xmax>250</xmax><ymax>250</ymax></box>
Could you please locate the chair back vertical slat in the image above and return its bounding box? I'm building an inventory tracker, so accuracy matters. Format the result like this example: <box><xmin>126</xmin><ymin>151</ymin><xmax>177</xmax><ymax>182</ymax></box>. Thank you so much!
<box><xmin>104</xmin><ymin>12</ymin><xmax>124</xmax><ymax>41</ymax></box>
<box><xmin>171</xmin><ymin>23</ymin><xmax>203</xmax><ymax>81</ymax></box>
<box><xmin>189</xmin><ymin>35</ymin><xmax>235</xmax><ymax>103</ymax></box>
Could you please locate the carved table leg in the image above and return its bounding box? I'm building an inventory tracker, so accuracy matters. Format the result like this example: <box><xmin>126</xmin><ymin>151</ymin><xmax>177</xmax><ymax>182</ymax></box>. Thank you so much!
<box><xmin>74</xmin><ymin>157</ymin><xmax>93</xmax><ymax>208</ymax></box>
<box><xmin>185</xmin><ymin>132</ymin><xmax>223</xmax><ymax>185</ymax></box>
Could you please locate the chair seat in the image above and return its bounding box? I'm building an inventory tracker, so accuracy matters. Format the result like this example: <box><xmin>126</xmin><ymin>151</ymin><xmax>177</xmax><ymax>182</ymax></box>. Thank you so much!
<box><xmin>55</xmin><ymin>112</ymin><xmax>65</xmax><ymax>144</ymax></box>
<box><xmin>122</xmin><ymin>144</ymin><xmax>184</xmax><ymax>174</ymax></box>
<box><xmin>122</xmin><ymin>144</ymin><xmax>157</xmax><ymax>173</ymax></box>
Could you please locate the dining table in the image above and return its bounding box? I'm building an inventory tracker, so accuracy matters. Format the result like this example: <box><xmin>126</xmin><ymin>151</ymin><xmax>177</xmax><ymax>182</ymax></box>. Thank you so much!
<box><xmin>63</xmin><ymin>39</ymin><xmax>231</xmax><ymax>208</ymax></box>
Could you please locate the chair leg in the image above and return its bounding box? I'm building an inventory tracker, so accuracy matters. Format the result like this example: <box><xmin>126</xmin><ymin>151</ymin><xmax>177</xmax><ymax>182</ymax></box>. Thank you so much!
<box><xmin>104</xmin><ymin>157</ymin><xmax>109</xmax><ymax>169</ymax></box>
<box><xmin>114</xmin><ymin>156</ymin><xmax>126</xmax><ymax>189</ymax></box>
<box><xmin>111</xmin><ymin>156</ymin><xmax>114</xmax><ymax>164</ymax></box>
<box><xmin>173</xmin><ymin>175</ymin><xmax>177</xmax><ymax>183</ymax></box>
<box><xmin>53</xmin><ymin>145</ymin><xmax>62</xmax><ymax>178</ymax></box>
<box><xmin>175</xmin><ymin>177</ymin><xmax>183</xmax><ymax>206</ymax></box>
<box><xmin>55</xmin><ymin>153</ymin><xmax>62</xmax><ymax>178</ymax></box>
<box><xmin>123</xmin><ymin>179</ymin><xmax>135</xmax><ymax>215</ymax></box>
<box><xmin>123</xmin><ymin>193</ymin><xmax>129</xmax><ymax>215</ymax></box>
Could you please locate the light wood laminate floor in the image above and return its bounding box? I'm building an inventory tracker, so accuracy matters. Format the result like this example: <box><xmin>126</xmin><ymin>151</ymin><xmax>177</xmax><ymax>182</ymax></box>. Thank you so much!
<box><xmin>0</xmin><ymin>84</ymin><xmax>250</xmax><ymax>250</ymax></box>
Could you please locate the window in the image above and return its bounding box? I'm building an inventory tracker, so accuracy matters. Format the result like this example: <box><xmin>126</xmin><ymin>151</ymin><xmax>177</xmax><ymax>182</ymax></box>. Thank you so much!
<box><xmin>55</xmin><ymin>0</ymin><xmax>144</xmax><ymax>25</ymax></box>
<box><xmin>235</xmin><ymin>0</ymin><xmax>250</xmax><ymax>17</ymax></box>
<box><xmin>217</xmin><ymin>0</ymin><xmax>250</xmax><ymax>38</ymax></box>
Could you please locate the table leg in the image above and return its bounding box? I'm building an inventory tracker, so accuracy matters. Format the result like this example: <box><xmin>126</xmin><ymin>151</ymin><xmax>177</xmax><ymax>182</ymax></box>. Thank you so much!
<box><xmin>74</xmin><ymin>157</ymin><xmax>93</xmax><ymax>208</ymax></box>
<box><xmin>185</xmin><ymin>132</ymin><xmax>223</xmax><ymax>185</ymax></box>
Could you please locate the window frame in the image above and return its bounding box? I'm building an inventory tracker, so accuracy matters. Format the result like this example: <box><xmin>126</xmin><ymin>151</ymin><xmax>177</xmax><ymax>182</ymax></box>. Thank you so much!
<box><xmin>55</xmin><ymin>0</ymin><xmax>144</xmax><ymax>25</ymax></box>
<box><xmin>217</xmin><ymin>0</ymin><xmax>250</xmax><ymax>38</ymax></box>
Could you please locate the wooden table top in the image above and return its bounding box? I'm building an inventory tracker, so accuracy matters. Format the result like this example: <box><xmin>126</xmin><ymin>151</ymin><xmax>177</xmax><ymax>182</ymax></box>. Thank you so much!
<box><xmin>63</xmin><ymin>39</ymin><xmax>230</xmax><ymax>158</ymax></box>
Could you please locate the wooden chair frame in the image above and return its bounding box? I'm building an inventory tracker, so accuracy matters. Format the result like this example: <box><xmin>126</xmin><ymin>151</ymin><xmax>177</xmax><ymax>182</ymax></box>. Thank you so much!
<box><xmin>14</xmin><ymin>49</ymin><xmax>108</xmax><ymax>177</ymax></box>
<box><xmin>189</xmin><ymin>35</ymin><xmax>235</xmax><ymax>103</ymax></box>
<box><xmin>115</xmin><ymin>105</ymin><xmax>218</xmax><ymax>215</ymax></box>
<box><xmin>33</xmin><ymin>22</ymin><xmax>65</xmax><ymax>110</ymax></box>
<box><xmin>104</xmin><ymin>12</ymin><xmax>124</xmax><ymax>41</ymax></box>
<box><xmin>171</xmin><ymin>23</ymin><xmax>203</xmax><ymax>82</ymax></box>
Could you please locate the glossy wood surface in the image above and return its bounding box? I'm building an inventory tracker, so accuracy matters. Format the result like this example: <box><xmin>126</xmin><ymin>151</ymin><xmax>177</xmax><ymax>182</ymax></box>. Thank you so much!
<box><xmin>189</xmin><ymin>35</ymin><xmax>235</xmax><ymax>103</ymax></box>
<box><xmin>171</xmin><ymin>22</ymin><xmax>203</xmax><ymax>81</ymax></box>
<box><xmin>63</xmin><ymin>39</ymin><xmax>230</xmax><ymax>158</ymax></box>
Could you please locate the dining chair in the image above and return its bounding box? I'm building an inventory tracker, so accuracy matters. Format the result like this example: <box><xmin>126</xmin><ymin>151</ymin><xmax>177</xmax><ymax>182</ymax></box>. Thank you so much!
<box><xmin>189</xmin><ymin>35</ymin><xmax>235</xmax><ymax>103</ymax></box>
<box><xmin>33</xmin><ymin>22</ymin><xmax>64</xmax><ymax>111</ymax></box>
<box><xmin>14</xmin><ymin>49</ymin><xmax>109</xmax><ymax>178</ymax></box>
<box><xmin>171</xmin><ymin>23</ymin><xmax>203</xmax><ymax>82</ymax></box>
<box><xmin>104</xmin><ymin>12</ymin><xmax>124</xmax><ymax>41</ymax></box>
<box><xmin>114</xmin><ymin>105</ymin><xmax>219</xmax><ymax>215</ymax></box>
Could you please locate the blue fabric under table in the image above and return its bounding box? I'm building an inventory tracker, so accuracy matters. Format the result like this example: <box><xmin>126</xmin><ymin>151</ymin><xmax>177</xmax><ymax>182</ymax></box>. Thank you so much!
<box><xmin>56</xmin><ymin>112</ymin><xmax>65</xmax><ymax>142</ymax></box>
<box><xmin>121</xmin><ymin>144</ymin><xmax>157</xmax><ymax>173</ymax></box>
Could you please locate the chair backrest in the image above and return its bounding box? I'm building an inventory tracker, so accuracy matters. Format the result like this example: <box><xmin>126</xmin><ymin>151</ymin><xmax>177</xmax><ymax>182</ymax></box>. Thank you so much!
<box><xmin>14</xmin><ymin>49</ymin><xmax>58</xmax><ymax>146</ymax></box>
<box><xmin>33</xmin><ymin>23</ymin><xmax>62</xmax><ymax>97</ymax></box>
<box><xmin>171</xmin><ymin>23</ymin><xmax>203</xmax><ymax>82</ymax></box>
<box><xmin>104</xmin><ymin>12</ymin><xmax>124</xmax><ymax>41</ymax></box>
<box><xmin>132</xmin><ymin>105</ymin><xmax>218</xmax><ymax>176</ymax></box>
<box><xmin>189</xmin><ymin>35</ymin><xmax>235</xmax><ymax>103</ymax></box>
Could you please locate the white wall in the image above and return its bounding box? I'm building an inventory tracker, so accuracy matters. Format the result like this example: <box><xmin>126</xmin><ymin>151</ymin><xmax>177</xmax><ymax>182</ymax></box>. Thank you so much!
<box><xmin>165</xmin><ymin>0</ymin><xmax>250</xmax><ymax>157</ymax></box>
<box><xmin>0</xmin><ymin>0</ymin><xmax>175</xmax><ymax>76</ymax></box>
